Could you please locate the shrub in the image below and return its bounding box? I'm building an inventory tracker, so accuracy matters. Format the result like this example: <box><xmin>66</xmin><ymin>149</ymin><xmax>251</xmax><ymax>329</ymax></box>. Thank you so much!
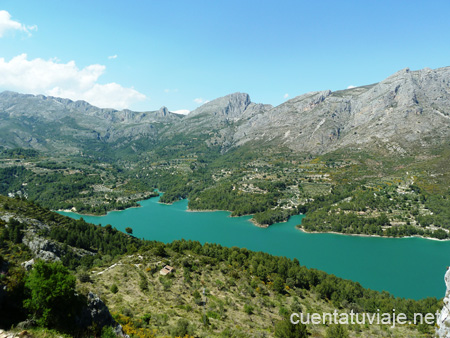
<box><xmin>110</xmin><ymin>284</ymin><xmax>119</xmax><ymax>294</ymax></box>
<box><xmin>244</xmin><ymin>304</ymin><xmax>254</xmax><ymax>315</ymax></box>
<box><xmin>78</xmin><ymin>272</ymin><xmax>91</xmax><ymax>283</ymax></box>
<box><xmin>23</xmin><ymin>260</ymin><xmax>78</xmax><ymax>328</ymax></box>
<box><xmin>326</xmin><ymin>324</ymin><xmax>349</xmax><ymax>338</ymax></box>
<box><xmin>101</xmin><ymin>326</ymin><xmax>117</xmax><ymax>338</ymax></box>
<box><xmin>274</xmin><ymin>318</ymin><xmax>309</xmax><ymax>338</ymax></box>
<box><xmin>170</xmin><ymin>318</ymin><xmax>193</xmax><ymax>337</ymax></box>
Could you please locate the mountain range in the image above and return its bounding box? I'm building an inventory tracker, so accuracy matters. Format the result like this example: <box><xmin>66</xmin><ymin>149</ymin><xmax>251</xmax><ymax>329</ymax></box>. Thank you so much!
<box><xmin>1</xmin><ymin>66</ymin><xmax>450</xmax><ymax>156</ymax></box>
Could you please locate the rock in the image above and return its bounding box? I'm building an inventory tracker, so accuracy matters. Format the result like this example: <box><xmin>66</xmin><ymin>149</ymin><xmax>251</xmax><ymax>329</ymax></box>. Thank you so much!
<box><xmin>21</xmin><ymin>229</ymin><xmax>94</xmax><ymax>263</ymax></box>
<box><xmin>233</xmin><ymin>66</ymin><xmax>450</xmax><ymax>154</ymax></box>
<box><xmin>15</xmin><ymin>319</ymin><xmax>36</xmax><ymax>330</ymax></box>
<box><xmin>188</xmin><ymin>92</ymin><xmax>251</xmax><ymax>119</ymax></box>
<box><xmin>76</xmin><ymin>292</ymin><xmax>129</xmax><ymax>337</ymax></box>
<box><xmin>22</xmin><ymin>235</ymin><xmax>62</xmax><ymax>262</ymax></box>
<box><xmin>157</xmin><ymin>106</ymin><xmax>169</xmax><ymax>117</ymax></box>
<box><xmin>436</xmin><ymin>267</ymin><xmax>450</xmax><ymax>337</ymax></box>
<box><xmin>21</xmin><ymin>259</ymin><xmax>35</xmax><ymax>271</ymax></box>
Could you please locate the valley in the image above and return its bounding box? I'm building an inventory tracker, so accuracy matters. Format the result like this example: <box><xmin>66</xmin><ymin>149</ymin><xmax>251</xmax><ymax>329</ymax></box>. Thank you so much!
<box><xmin>1</xmin><ymin>66</ymin><xmax>450</xmax><ymax>337</ymax></box>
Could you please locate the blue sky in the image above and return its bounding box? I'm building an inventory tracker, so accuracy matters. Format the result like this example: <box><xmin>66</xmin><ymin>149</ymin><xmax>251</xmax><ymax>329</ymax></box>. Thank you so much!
<box><xmin>1</xmin><ymin>1</ymin><xmax>450</xmax><ymax>113</ymax></box>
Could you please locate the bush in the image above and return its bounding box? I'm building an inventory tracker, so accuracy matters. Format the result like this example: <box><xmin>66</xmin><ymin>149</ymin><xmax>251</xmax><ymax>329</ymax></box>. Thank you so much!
<box><xmin>170</xmin><ymin>318</ymin><xmax>193</xmax><ymax>337</ymax></box>
<box><xmin>78</xmin><ymin>272</ymin><xmax>91</xmax><ymax>283</ymax></box>
<box><xmin>110</xmin><ymin>284</ymin><xmax>119</xmax><ymax>294</ymax></box>
<box><xmin>326</xmin><ymin>324</ymin><xmax>349</xmax><ymax>338</ymax></box>
<box><xmin>244</xmin><ymin>304</ymin><xmax>254</xmax><ymax>315</ymax></box>
<box><xmin>193</xmin><ymin>290</ymin><xmax>202</xmax><ymax>305</ymax></box>
<box><xmin>101</xmin><ymin>326</ymin><xmax>117</xmax><ymax>338</ymax></box>
<box><xmin>139</xmin><ymin>276</ymin><xmax>148</xmax><ymax>291</ymax></box>
<box><xmin>23</xmin><ymin>260</ymin><xmax>78</xmax><ymax>328</ymax></box>
<box><xmin>274</xmin><ymin>318</ymin><xmax>309</xmax><ymax>338</ymax></box>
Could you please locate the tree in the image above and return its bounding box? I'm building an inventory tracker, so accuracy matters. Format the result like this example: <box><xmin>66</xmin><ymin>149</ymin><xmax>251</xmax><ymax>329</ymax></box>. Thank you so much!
<box><xmin>154</xmin><ymin>243</ymin><xmax>167</xmax><ymax>257</ymax></box>
<box><xmin>273</xmin><ymin>276</ymin><xmax>285</xmax><ymax>294</ymax></box>
<box><xmin>125</xmin><ymin>227</ymin><xmax>133</xmax><ymax>235</ymax></box>
<box><xmin>274</xmin><ymin>318</ymin><xmax>309</xmax><ymax>338</ymax></box>
<box><xmin>23</xmin><ymin>260</ymin><xmax>78</xmax><ymax>328</ymax></box>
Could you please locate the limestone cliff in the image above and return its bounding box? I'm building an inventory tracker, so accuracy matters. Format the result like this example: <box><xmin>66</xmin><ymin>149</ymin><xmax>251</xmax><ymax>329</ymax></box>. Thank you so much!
<box><xmin>436</xmin><ymin>268</ymin><xmax>450</xmax><ymax>337</ymax></box>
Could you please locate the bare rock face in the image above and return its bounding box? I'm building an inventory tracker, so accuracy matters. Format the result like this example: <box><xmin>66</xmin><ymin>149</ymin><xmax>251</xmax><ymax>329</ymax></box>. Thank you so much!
<box><xmin>233</xmin><ymin>67</ymin><xmax>450</xmax><ymax>154</ymax></box>
<box><xmin>436</xmin><ymin>268</ymin><xmax>450</xmax><ymax>337</ymax></box>
<box><xmin>188</xmin><ymin>92</ymin><xmax>251</xmax><ymax>120</ymax></box>
<box><xmin>176</xmin><ymin>92</ymin><xmax>257</xmax><ymax>135</ymax></box>
<box><xmin>22</xmin><ymin>234</ymin><xmax>62</xmax><ymax>262</ymax></box>
<box><xmin>77</xmin><ymin>292</ymin><xmax>129</xmax><ymax>337</ymax></box>
<box><xmin>157</xmin><ymin>106</ymin><xmax>169</xmax><ymax>117</ymax></box>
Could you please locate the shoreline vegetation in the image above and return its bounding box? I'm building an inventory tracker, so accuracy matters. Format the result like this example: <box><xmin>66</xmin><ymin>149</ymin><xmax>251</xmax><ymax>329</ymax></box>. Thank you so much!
<box><xmin>59</xmin><ymin>195</ymin><xmax>449</xmax><ymax>240</ymax></box>
<box><xmin>4</xmin><ymin>146</ymin><xmax>450</xmax><ymax>243</ymax></box>
<box><xmin>297</xmin><ymin>226</ymin><xmax>450</xmax><ymax>241</ymax></box>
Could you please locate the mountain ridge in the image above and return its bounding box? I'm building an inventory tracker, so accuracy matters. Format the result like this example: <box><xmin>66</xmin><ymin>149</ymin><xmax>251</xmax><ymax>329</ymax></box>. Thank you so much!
<box><xmin>1</xmin><ymin>66</ymin><xmax>450</xmax><ymax>156</ymax></box>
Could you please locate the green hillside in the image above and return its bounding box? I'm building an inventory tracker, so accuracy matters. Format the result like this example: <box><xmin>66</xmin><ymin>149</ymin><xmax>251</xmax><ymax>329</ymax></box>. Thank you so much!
<box><xmin>0</xmin><ymin>195</ymin><xmax>441</xmax><ymax>337</ymax></box>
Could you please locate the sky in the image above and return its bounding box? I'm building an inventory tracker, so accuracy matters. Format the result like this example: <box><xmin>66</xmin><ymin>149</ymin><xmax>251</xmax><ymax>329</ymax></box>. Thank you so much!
<box><xmin>1</xmin><ymin>1</ymin><xmax>450</xmax><ymax>114</ymax></box>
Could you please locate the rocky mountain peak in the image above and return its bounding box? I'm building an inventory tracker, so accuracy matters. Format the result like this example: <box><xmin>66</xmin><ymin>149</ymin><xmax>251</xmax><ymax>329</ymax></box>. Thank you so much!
<box><xmin>188</xmin><ymin>92</ymin><xmax>251</xmax><ymax>119</ymax></box>
<box><xmin>157</xmin><ymin>106</ymin><xmax>170</xmax><ymax>117</ymax></box>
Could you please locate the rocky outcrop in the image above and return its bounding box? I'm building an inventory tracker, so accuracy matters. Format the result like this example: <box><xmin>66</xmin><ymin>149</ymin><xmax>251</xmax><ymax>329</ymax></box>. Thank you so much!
<box><xmin>436</xmin><ymin>268</ymin><xmax>450</xmax><ymax>337</ymax></box>
<box><xmin>77</xmin><ymin>292</ymin><xmax>129</xmax><ymax>337</ymax></box>
<box><xmin>21</xmin><ymin>259</ymin><xmax>35</xmax><ymax>271</ymax></box>
<box><xmin>157</xmin><ymin>106</ymin><xmax>169</xmax><ymax>117</ymax></box>
<box><xmin>21</xmin><ymin>229</ymin><xmax>94</xmax><ymax>264</ymax></box>
<box><xmin>187</xmin><ymin>92</ymin><xmax>251</xmax><ymax>120</ymax></box>
<box><xmin>22</xmin><ymin>234</ymin><xmax>63</xmax><ymax>262</ymax></box>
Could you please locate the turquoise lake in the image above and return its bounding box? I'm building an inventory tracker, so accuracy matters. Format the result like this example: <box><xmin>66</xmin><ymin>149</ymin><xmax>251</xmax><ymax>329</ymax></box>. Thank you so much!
<box><xmin>59</xmin><ymin>196</ymin><xmax>450</xmax><ymax>300</ymax></box>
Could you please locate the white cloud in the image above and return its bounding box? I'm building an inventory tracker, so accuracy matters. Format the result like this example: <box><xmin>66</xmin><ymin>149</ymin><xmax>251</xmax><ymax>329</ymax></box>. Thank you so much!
<box><xmin>194</xmin><ymin>98</ymin><xmax>209</xmax><ymax>104</ymax></box>
<box><xmin>283</xmin><ymin>93</ymin><xmax>289</xmax><ymax>99</ymax></box>
<box><xmin>347</xmin><ymin>85</ymin><xmax>356</xmax><ymax>89</ymax></box>
<box><xmin>0</xmin><ymin>54</ymin><xmax>146</xmax><ymax>109</ymax></box>
<box><xmin>108</xmin><ymin>54</ymin><xmax>118</xmax><ymax>60</ymax></box>
<box><xmin>173</xmin><ymin>109</ymin><xmax>190</xmax><ymax>115</ymax></box>
<box><xmin>0</xmin><ymin>10</ymin><xmax>37</xmax><ymax>37</ymax></box>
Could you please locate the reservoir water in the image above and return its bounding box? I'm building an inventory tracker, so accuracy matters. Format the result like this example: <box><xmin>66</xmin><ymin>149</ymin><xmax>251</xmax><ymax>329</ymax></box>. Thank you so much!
<box><xmin>59</xmin><ymin>196</ymin><xmax>450</xmax><ymax>300</ymax></box>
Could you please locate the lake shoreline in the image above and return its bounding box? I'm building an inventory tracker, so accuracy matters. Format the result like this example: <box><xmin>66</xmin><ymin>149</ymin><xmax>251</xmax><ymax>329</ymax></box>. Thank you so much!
<box><xmin>59</xmin><ymin>197</ymin><xmax>449</xmax><ymax>241</ymax></box>
<box><xmin>57</xmin><ymin>196</ymin><xmax>448</xmax><ymax>299</ymax></box>
<box><xmin>297</xmin><ymin>226</ymin><xmax>450</xmax><ymax>241</ymax></box>
<box><xmin>56</xmin><ymin>204</ymin><xmax>143</xmax><ymax>217</ymax></box>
